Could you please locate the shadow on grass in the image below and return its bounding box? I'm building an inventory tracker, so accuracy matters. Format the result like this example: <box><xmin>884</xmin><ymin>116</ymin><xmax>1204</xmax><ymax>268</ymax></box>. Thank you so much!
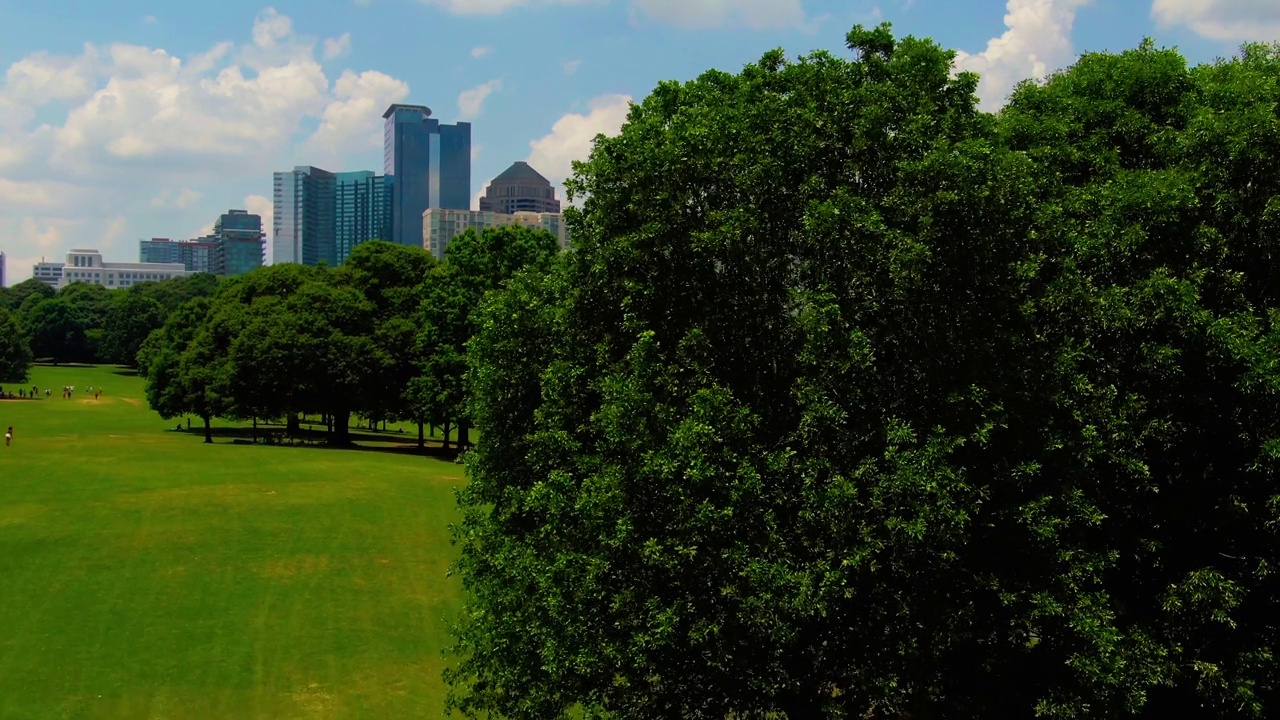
<box><xmin>111</xmin><ymin>368</ymin><xmax>140</xmax><ymax>377</ymax></box>
<box><xmin>170</xmin><ymin>424</ymin><xmax>466</xmax><ymax>461</ymax></box>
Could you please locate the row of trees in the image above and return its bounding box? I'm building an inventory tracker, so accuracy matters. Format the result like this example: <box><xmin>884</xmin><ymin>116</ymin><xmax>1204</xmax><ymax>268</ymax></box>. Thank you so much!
<box><xmin>0</xmin><ymin>273</ymin><xmax>220</xmax><ymax>382</ymax></box>
<box><xmin>446</xmin><ymin>25</ymin><xmax>1280</xmax><ymax>720</ymax></box>
<box><xmin>137</xmin><ymin>227</ymin><xmax>559</xmax><ymax>445</ymax></box>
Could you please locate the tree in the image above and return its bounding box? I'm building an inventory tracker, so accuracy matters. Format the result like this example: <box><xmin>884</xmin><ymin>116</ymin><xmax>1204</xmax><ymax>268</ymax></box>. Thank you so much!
<box><xmin>419</xmin><ymin>224</ymin><xmax>559</xmax><ymax>448</ymax></box>
<box><xmin>140</xmin><ymin>297</ymin><xmax>224</xmax><ymax>442</ymax></box>
<box><xmin>22</xmin><ymin>297</ymin><xmax>88</xmax><ymax>364</ymax></box>
<box><xmin>3</xmin><ymin>279</ymin><xmax>55</xmax><ymax>311</ymax></box>
<box><xmin>102</xmin><ymin>292</ymin><xmax>166</xmax><ymax>366</ymax></box>
<box><xmin>0</xmin><ymin>308</ymin><xmax>32</xmax><ymax>383</ymax></box>
<box><xmin>450</xmin><ymin>27</ymin><xmax>1280</xmax><ymax>719</ymax></box>
<box><xmin>339</xmin><ymin>241</ymin><xmax>437</xmax><ymax>439</ymax></box>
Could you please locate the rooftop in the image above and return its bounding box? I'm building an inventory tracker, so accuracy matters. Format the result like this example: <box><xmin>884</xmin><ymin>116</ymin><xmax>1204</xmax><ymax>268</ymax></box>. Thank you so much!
<box><xmin>490</xmin><ymin>161</ymin><xmax>552</xmax><ymax>186</ymax></box>
<box><xmin>383</xmin><ymin>103</ymin><xmax>433</xmax><ymax>120</ymax></box>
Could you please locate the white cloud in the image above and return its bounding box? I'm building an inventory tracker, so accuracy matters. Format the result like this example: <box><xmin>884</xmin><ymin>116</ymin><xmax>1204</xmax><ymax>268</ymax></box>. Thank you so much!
<box><xmin>628</xmin><ymin>0</ymin><xmax>808</xmax><ymax>29</ymax></box>
<box><xmin>1152</xmin><ymin>0</ymin><xmax>1280</xmax><ymax>41</ymax></box>
<box><xmin>174</xmin><ymin>188</ymin><xmax>202</xmax><ymax>209</ymax></box>
<box><xmin>471</xmin><ymin>144</ymin><xmax>483</xmax><ymax>161</ymax></box>
<box><xmin>100</xmin><ymin>215</ymin><xmax>128</xmax><ymax>251</ymax></box>
<box><xmin>563</xmin><ymin>59</ymin><xmax>582</xmax><ymax>75</ymax></box>
<box><xmin>471</xmin><ymin>46</ymin><xmax>493</xmax><ymax>58</ymax></box>
<box><xmin>457</xmin><ymin>79</ymin><xmax>503</xmax><ymax>121</ymax></box>
<box><xmin>143</xmin><ymin>15</ymin><xmax>159</xmax><ymax>24</ymax></box>
<box><xmin>323</xmin><ymin>32</ymin><xmax>352</xmax><ymax>59</ymax></box>
<box><xmin>954</xmin><ymin>0</ymin><xmax>1092</xmax><ymax>111</ymax></box>
<box><xmin>302</xmin><ymin>69</ymin><xmax>410</xmax><ymax>164</ymax></box>
<box><xmin>526</xmin><ymin>93</ymin><xmax>632</xmax><ymax>185</ymax></box>
<box><xmin>0</xmin><ymin>7</ymin><xmax>411</xmax><ymax>282</ymax></box>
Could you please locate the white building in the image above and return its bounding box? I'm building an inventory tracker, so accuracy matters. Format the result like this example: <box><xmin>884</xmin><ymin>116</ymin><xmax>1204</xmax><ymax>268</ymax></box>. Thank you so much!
<box><xmin>58</xmin><ymin>249</ymin><xmax>192</xmax><ymax>289</ymax></box>
<box><xmin>32</xmin><ymin>261</ymin><xmax>64</xmax><ymax>288</ymax></box>
<box><xmin>422</xmin><ymin>208</ymin><xmax>571</xmax><ymax>260</ymax></box>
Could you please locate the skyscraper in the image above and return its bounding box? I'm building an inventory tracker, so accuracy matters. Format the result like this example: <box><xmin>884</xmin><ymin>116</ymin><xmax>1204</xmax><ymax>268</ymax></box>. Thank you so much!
<box><xmin>383</xmin><ymin>103</ymin><xmax>471</xmax><ymax>247</ymax></box>
<box><xmin>139</xmin><ymin>238</ymin><xmax>217</xmax><ymax>273</ymax></box>
<box><xmin>212</xmin><ymin>210</ymin><xmax>265</xmax><ymax>276</ymax></box>
<box><xmin>274</xmin><ymin>166</ymin><xmax>336</xmax><ymax>265</ymax></box>
<box><xmin>0</xmin><ymin>251</ymin><xmax>5</xmax><ymax>288</ymax></box>
<box><xmin>479</xmin><ymin>161</ymin><xmax>562</xmax><ymax>215</ymax></box>
<box><xmin>335</xmin><ymin>170</ymin><xmax>393</xmax><ymax>264</ymax></box>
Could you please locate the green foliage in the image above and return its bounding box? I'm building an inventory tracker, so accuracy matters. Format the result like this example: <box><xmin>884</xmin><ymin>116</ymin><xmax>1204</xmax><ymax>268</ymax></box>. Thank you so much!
<box><xmin>452</xmin><ymin>26</ymin><xmax>1280</xmax><ymax>720</ymax></box>
<box><xmin>418</xmin><ymin>225</ymin><xmax>561</xmax><ymax>446</ymax></box>
<box><xmin>22</xmin><ymin>297</ymin><xmax>89</xmax><ymax>364</ymax></box>
<box><xmin>0</xmin><ymin>308</ymin><xmax>32</xmax><ymax>383</ymax></box>
<box><xmin>101</xmin><ymin>292</ymin><xmax>166</xmax><ymax>366</ymax></box>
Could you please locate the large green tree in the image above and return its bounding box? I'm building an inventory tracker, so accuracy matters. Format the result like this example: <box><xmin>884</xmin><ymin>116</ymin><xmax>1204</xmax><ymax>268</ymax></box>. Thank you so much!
<box><xmin>102</xmin><ymin>291</ymin><xmax>166</xmax><ymax>366</ymax></box>
<box><xmin>22</xmin><ymin>297</ymin><xmax>89</xmax><ymax>364</ymax></box>
<box><xmin>419</xmin><ymin>224</ymin><xmax>559</xmax><ymax>448</ymax></box>
<box><xmin>450</xmin><ymin>27</ymin><xmax>1280</xmax><ymax>719</ymax></box>
<box><xmin>0</xmin><ymin>308</ymin><xmax>32</xmax><ymax>383</ymax></box>
<box><xmin>139</xmin><ymin>297</ymin><xmax>221</xmax><ymax>442</ymax></box>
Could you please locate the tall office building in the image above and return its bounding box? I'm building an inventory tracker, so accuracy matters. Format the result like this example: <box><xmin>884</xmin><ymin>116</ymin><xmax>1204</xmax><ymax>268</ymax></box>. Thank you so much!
<box><xmin>212</xmin><ymin>210</ymin><xmax>265</xmax><ymax>277</ymax></box>
<box><xmin>0</xmin><ymin>251</ymin><xmax>5</xmax><ymax>288</ymax></box>
<box><xmin>274</xmin><ymin>166</ymin><xmax>336</xmax><ymax>266</ymax></box>
<box><xmin>479</xmin><ymin>161</ymin><xmax>562</xmax><ymax>215</ymax></box>
<box><xmin>335</xmin><ymin>171</ymin><xmax>393</xmax><ymax>264</ymax></box>
<box><xmin>383</xmin><ymin>103</ymin><xmax>471</xmax><ymax>247</ymax></box>
<box><xmin>139</xmin><ymin>238</ymin><xmax>217</xmax><ymax>273</ymax></box>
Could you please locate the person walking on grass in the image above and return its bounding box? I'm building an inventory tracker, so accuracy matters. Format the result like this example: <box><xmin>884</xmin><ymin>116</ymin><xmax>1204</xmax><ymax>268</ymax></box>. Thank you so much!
<box><xmin>5</xmin><ymin>427</ymin><xmax>11</xmax><ymax>447</ymax></box>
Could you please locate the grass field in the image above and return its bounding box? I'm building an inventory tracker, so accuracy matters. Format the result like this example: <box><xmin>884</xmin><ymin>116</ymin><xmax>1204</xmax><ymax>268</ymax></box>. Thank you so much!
<box><xmin>0</xmin><ymin>365</ymin><xmax>465</xmax><ymax>719</ymax></box>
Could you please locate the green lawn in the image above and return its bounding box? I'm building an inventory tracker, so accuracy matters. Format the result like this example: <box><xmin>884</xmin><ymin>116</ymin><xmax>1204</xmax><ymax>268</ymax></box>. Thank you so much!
<box><xmin>0</xmin><ymin>365</ymin><xmax>465</xmax><ymax>719</ymax></box>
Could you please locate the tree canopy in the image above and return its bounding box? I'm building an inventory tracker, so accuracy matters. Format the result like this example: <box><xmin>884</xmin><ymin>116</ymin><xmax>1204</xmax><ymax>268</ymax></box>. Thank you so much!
<box><xmin>449</xmin><ymin>26</ymin><xmax>1280</xmax><ymax>719</ymax></box>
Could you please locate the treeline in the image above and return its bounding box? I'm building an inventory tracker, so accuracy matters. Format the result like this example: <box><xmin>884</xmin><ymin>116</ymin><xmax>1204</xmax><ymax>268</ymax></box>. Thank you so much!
<box><xmin>0</xmin><ymin>273</ymin><xmax>220</xmax><ymax>380</ymax></box>
<box><xmin>137</xmin><ymin>226</ymin><xmax>558</xmax><ymax>445</ymax></box>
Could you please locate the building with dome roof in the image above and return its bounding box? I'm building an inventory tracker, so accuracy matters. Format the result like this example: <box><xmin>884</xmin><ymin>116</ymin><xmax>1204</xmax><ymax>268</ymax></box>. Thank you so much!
<box><xmin>478</xmin><ymin>161</ymin><xmax>562</xmax><ymax>214</ymax></box>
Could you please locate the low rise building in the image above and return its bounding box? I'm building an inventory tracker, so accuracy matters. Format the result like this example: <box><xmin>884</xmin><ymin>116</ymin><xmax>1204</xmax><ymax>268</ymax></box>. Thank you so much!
<box><xmin>139</xmin><ymin>237</ymin><xmax>217</xmax><ymax>273</ymax></box>
<box><xmin>32</xmin><ymin>261</ymin><xmax>64</xmax><ymax>287</ymax></box>
<box><xmin>58</xmin><ymin>249</ymin><xmax>191</xmax><ymax>289</ymax></box>
<box><xmin>422</xmin><ymin>208</ymin><xmax>571</xmax><ymax>260</ymax></box>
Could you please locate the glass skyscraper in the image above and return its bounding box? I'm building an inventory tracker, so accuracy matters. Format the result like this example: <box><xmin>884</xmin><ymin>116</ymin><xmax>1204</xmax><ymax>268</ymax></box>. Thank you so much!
<box><xmin>212</xmin><ymin>210</ymin><xmax>265</xmax><ymax>276</ymax></box>
<box><xmin>274</xmin><ymin>166</ymin><xmax>336</xmax><ymax>266</ymax></box>
<box><xmin>335</xmin><ymin>171</ymin><xmax>393</xmax><ymax>264</ymax></box>
<box><xmin>383</xmin><ymin>103</ymin><xmax>471</xmax><ymax>248</ymax></box>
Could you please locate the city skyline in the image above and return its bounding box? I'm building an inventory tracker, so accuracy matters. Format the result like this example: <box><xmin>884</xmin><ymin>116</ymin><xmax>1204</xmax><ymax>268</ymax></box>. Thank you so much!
<box><xmin>0</xmin><ymin>0</ymin><xmax>1266</xmax><ymax>284</ymax></box>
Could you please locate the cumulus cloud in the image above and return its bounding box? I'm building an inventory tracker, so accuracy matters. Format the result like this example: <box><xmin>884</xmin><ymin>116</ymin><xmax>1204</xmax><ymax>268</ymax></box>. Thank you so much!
<box><xmin>302</xmin><ymin>69</ymin><xmax>410</xmax><ymax>164</ymax></box>
<box><xmin>563</xmin><ymin>59</ymin><xmax>582</xmax><ymax>75</ymax></box>
<box><xmin>526</xmin><ymin>94</ymin><xmax>632</xmax><ymax>187</ymax></box>
<box><xmin>1152</xmin><ymin>0</ymin><xmax>1280</xmax><ymax>41</ymax></box>
<box><xmin>471</xmin><ymin>46</ymin><xmax>493</xmax><ymax>58</ymax></box>
<box><xmin>457</xmin><ymin>79</ymin><xmax>503</xmax><ymax>121</ymax></box>
<box><xmin>954</xmin><ymin>0</ymin><xmax>1092</xmax><ymax>111</ymax></box>
<box><xmin>323</xmin><ymin>32</ymin><xmax>352</xmax><ymax>59</ymax></box>
<box><xmin>0</xmin><ymin>7</ymin><xmax>411</xmax><ymax>282</ymax></box>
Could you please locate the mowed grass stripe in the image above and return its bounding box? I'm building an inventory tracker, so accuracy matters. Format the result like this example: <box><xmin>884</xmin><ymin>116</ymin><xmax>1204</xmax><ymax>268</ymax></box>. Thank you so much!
<box><xmin>0</xmin><ymin>365</ymin><xmax>463</xmax><ymax>719</ymax></box>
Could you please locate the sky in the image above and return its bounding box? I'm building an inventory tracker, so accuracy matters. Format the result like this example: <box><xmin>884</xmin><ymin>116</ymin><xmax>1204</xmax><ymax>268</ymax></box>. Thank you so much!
<box><xmin>0</xmin><ymin>0</ymin><xmax>1276</xmax><ymax>284</ymax></box>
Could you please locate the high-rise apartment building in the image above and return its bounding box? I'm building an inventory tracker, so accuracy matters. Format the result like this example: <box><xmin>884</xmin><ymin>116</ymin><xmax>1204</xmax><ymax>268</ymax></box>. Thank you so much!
<box><xmin>274</xmin><ymin>166</ymin><xmax>336</xmax><ymax>266</ymax></box>
<box><xmin>478</xmin><ymin>161</ymin><xmax>562</xmax><ymax>215</ymax></box>
<box><xmin>139</xmin><ymin>237</ymin><xmax>217</xmax><ymax>273</ymax></box>
<box><xmin>0</xmin><ymin>251</ymin><xmax>5</xmax><ymax>288</ymax></box>
<box><xmin>422</xmin><ymin>208</ymin><xmax>570</xmax><ymax>260</ymax></box>
<box><xmin>383</xmin><ymin>103</ymin><xmax>471</xmax><ymax>247</ymax></box>
<box><xmin>212</xmin><ymin>210</ymin><xmax>265</xmax><ymax>277</ymax></box>
<box><xmin>335</xmin><ymin>171</ymin><xmax>393</xmax><ymax>264</ymax></box>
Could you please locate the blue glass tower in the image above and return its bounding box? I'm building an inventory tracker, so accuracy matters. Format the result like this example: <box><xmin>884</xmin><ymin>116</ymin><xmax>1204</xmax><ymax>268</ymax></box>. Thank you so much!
<box><xmin>335</xmin><ymin>170</ymin><xmax>394</xmax><ymax>264</ymax></box>
<box><xmin>383</xmin><ymin>103</ymin><xmax>471</xmax><ymax>248</ymax></box>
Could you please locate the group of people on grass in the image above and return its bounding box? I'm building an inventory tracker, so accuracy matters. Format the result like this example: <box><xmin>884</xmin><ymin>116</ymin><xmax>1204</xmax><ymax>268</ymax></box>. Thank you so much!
<box><xmin>1</xmin><ymin>383</ymin><xmax>106</xmax><ymax>449</ymax></box>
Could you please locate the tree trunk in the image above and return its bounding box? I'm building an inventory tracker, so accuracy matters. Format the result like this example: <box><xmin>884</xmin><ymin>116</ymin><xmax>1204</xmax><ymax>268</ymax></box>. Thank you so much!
<box><xmin>252</xmin><ymin>416</ymin><xmax>258</xmax><ymax>442</ymax></box>
<box><xmin>286</xmin><ymin>414</ymin><xmax>299</xmax><ymax>433</ymax></box>
<box><xmin>330</xmin><ymin>410</ymin><xmax>350</xmax><ymax>445</ymax></box>
<box><xmin>203</xmin><ymin>416</ymin><xmax>212</xmax><ymax>444</ymax></box>
<box><xmin>457</xmin><ymin>418</ymin><xmax>472</xmax><ymax>448</ymax></box>
<box><xmin>441</xmin><ymin>420</ymin><xmax>452</xmax><ymax>451</ymax></box>
<box><xmin>417</xmin><ymin>420</ymin><xmax>425</xmax><ymax>449</ymax></box>
<box><xmin>381</xmin><ymin>420</ymin><xmax>386</xmax><ymax>432</ymax></box>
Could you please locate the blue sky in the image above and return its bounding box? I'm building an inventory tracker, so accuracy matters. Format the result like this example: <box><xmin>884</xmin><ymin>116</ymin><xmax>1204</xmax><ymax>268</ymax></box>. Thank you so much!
<box><xmin>0</xmin><ymin>0</ymin><xmax>1276</xmax><ymax>282</ymax></box>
